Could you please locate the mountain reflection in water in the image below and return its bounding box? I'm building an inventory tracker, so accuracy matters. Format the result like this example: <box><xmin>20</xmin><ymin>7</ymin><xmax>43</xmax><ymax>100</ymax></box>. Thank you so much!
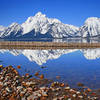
<box><xmin>0</xmin><ymin>48</ymin><xmax>100</xmax><ymax>89</ymax></box>
<box><xmin>0</xmin><ymin>49</ymin><xmax>100</xmax><ymax>65</ymax></box>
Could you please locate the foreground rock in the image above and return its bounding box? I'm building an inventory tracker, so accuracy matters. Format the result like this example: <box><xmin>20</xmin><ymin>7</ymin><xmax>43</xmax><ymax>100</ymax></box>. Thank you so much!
<box><xmin>0</xmin><ymin>65</ymin><xmax>100</xmax><ymax>100</ymax></box>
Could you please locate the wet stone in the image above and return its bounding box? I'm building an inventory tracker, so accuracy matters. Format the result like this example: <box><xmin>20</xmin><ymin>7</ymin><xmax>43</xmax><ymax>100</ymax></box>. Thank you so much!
<box><xmin>0</xmin><ymin>65</ymin><xmax>100</xmax><ymax>100</ymax></box>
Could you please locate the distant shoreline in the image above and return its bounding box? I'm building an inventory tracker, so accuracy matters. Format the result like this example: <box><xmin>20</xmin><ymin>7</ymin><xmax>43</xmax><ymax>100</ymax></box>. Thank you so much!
<box><xmin>0</xmin><ymin>41</ymin><xmax>100</xmax><ymax>49</ymax></box>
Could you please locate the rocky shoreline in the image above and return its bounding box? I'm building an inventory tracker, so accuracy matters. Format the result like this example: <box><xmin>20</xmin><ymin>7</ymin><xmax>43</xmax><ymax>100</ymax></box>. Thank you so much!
<box><xmin>0</xmin><ymin>65</ymin><xmax>100</xmax><ymax>100</ymax></box>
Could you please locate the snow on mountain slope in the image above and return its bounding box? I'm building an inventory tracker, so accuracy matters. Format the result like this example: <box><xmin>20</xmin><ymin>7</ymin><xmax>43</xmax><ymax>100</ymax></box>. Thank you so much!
<box><xmin>21</xmin><ymin>12</ymin><xmax>79</xmax><ymax>38</ymax></box>
<box><xmin>0</xmin><ymin>49</ymin><xmax>100</xmax><ymax>65</ymax></box>
<box><xmin>49</xmin><ymin>22</ymin><xmax>79</xmax><ymax>38</ymax></box>
<box><xmin>0</xmin><ymin>49</ymin><xmax>22</xmax><ymax>56</ymax></box>
<box><xmin>0</xmin><ymin>12</ymin><xmax>100</xmax><ymax>38</ymax></box>
<box><xmin>79</xmin><ymin>17</ymin><xmax>100</xmax><ymax>37</ymax></box>
<box><xmin>81</xmin><ymin>48</ymin><xmax>100</xmax><ymax>60</ymax></box>
<box><xmin>22</xmin><ymin>12</ymin><xmax>50</xmax><ymax>35</ymax></box>
<box><xmin>0</xmin><ymin>25</ymin><xmax>6</xmax><ymax>32</ymax></box>
<box><xmin>0</xmin><ymin>49</ymin><xmax>77</xmax><ymax>65</ymax></box>
<box><xmin>22</xmin><ymin>49</ymin><xmax>77</xmax><ymax>65</ymax></box>
<box><xmin>0</xmin><ymin>23</ymin><xmax>22</xmax><ymax>38</ymax></box>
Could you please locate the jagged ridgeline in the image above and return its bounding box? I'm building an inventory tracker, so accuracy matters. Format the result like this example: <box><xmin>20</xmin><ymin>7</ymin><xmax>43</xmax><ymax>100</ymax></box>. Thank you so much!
<box><xmin>0</xmin><ymin>12</ymin><xmax>100</xmax><ymax>40</ymax></box>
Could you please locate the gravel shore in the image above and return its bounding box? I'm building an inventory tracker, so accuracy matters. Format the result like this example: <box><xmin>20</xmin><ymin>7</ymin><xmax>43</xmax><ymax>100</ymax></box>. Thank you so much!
<box><xmin>0</xmin><ymin>65</ymin><xmax>100</xmax><ymax>100</ymax></box>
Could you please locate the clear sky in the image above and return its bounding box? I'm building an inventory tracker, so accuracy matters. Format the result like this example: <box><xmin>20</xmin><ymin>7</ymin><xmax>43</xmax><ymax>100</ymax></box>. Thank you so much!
<box><xmin>0</xmin><ymin>0</ymin><xmax>100</xmax><ymax>27</ymax></box>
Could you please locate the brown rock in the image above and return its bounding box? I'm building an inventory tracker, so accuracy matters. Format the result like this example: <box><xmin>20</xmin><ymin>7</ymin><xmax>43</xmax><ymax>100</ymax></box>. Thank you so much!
<box><xmin>0</xmin><ymin>65</ymin><xmax>3</xmax><ymax>68</ymax></box>
<box><xmin>77</xmin><ymin>83</ymin><xmax>84</xmax><ymax>87</ymax></box>
<box><xmin>9</xmin><ymin>96</ymin><xmax>16</xmax><ymax>100</ymax></box>
<box><xmin>56</xmin><ymin>76</ymin><xmax>60</xmax><ymax>79</ymax></box>
<box><xmin>17</xmin><ymin>65</ymin><xmax>21</xmax><ymax>69</ymax></box>
<box><xmin>87</xmin><ymin>88</ymin><xmax>92</xmax><ymax>92</ymax></box>
<box><xmin>34</xmin><ymin>72</ymin><xmax>39</xmax><ymax>76</ymax></box>
<box><xmin>40</xmin><ymin>74</ymin><xmax>44</xmax><ymax>79</ymax></box>
<box><xmin>41</xmin><ymin>97</ymin><xmax>47</xmax><ymax>100</ymax></box>
<box><xmin>60</xmin><ymin>83</ymin><xmax>64</xmax><ymax>87</ymax></box>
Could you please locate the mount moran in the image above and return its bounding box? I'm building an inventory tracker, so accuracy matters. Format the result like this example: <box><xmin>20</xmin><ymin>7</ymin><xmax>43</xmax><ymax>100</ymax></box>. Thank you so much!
<box><xmin>0</xmin><ymin>12</ymin><xmax>100</xmax><ymax>39</ymax></box>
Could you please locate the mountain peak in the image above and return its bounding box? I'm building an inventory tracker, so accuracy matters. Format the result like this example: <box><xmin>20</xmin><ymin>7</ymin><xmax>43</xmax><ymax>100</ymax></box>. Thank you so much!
<box><xmin>86</xmin><ymin>17</ymin><xmax>99</xmax><ymax>21</ymax></box>
<box><xmin>1</xmin><ymin>12</ymin><xmax>100</xmax><ymax>38</ymax></box>
<box><xmin>34</xmin><ymin>12</ymin><xmax>46</xmax><ymax>17</ymax></box>
<box><xmin>0</xmin><ymin>25</ymin><xmax>6</xmax><ymax>32</ymax></box>
<box><xmin>79</xmin><ymin>17</ymin><xmax>100</xmax><ymax>37</ymax></box>
<box><xmin>9</xmin><ymin>22</ymin><xmax>19</xmax><ymax>27</ymax></box>
<box><xmin>85</xmin><ymin>17</ymin><xmax>100</xmax><ymax>25</ymax></box>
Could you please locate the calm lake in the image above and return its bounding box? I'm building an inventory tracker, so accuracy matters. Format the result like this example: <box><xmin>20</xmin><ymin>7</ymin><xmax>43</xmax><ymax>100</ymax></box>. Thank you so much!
<box><xmin>0</xmin><ymin>48</ymin><xmax>100</xmax><ymax>89</ymax></box>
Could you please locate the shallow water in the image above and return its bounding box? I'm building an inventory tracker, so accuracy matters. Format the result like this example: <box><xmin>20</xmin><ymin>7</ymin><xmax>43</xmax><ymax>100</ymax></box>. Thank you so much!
<box><xmin>0</xmin><ymin>48</ymin><xmax>100</xmax><ymax>89</ymax></box>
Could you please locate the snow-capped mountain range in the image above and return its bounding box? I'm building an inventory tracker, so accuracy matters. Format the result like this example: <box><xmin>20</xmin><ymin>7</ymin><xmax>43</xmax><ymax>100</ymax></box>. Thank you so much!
<box><xmin>0</xmin><ymin>12</ymin><xmax>100</xmax><ymax>39</ymax></box>
<box><xmin>0</xmin><ymin>49</ymin><xmax>100</xmax><ymax>65</ymax></box>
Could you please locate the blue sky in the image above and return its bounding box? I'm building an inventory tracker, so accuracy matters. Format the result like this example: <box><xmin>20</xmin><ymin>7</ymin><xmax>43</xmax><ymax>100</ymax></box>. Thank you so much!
<box><xmin>0</xmin><ymin>0</ymin><xmax>100</xmax><ymax>27</ymax></box>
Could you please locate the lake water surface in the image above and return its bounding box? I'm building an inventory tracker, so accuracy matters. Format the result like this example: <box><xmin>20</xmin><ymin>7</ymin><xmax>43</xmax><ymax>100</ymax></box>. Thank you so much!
<box><xmin>0</xmin><ymin>48</ymin><xmax>100</xmax><ymax>89</ymax></box>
